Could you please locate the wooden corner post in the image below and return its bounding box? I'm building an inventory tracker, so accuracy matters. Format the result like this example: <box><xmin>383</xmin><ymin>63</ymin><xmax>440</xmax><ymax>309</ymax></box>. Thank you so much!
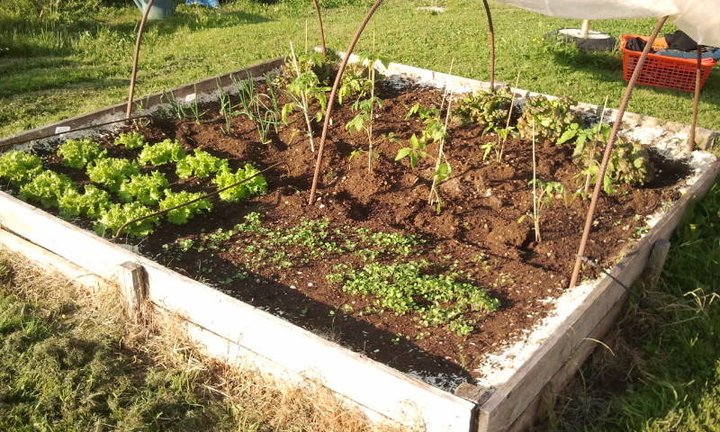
<box><xmin>118</xmin><ymin>261</ymin><xmax>148</xmax><ymax>321</ymax></box>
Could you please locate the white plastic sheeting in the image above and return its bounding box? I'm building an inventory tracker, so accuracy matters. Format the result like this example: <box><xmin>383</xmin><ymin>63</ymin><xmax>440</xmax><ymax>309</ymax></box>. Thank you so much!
<box><xmin>497</xmin><ymin>0</ymin><xmax>720</xmax><ymax>46</ymax></box>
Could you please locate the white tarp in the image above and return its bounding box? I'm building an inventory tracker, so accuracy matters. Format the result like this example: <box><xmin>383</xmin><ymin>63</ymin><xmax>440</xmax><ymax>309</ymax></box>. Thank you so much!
<box><xmin>497</xmin><ymin>0</ymin><xmax>720</xmax><ymax>46</ymax></box>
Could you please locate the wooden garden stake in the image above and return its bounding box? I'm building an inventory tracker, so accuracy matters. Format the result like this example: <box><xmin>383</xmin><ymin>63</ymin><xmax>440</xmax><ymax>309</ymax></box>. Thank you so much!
<box><xmin>308</xmin><ymin>0</ymin><xmax>386</xmax><ymax>205</ymax></box>
<box><xmin>569</xmin><ymin>15</ymin><xmax>669</xmax><ymax>288</ymax></box>
<box><xmin>688</xmin><ymin>46</ymin><xmax>703</xmax><ymax>152</ymax></box>
<box><xmin>311</xmin><ymin>0</ymin><xmax>327</xmax><ymax>55</ymax></box>
<box><xmin>644</xmin><ymin>239</ymin><xmax>671</xmax><ymax>288</ymax></box>
<box><xmin>126</xmin><ymin>0</ymin><xmax>155</xmax><ymax>119</ymax></box>
<box><xmin>481</xmin><ymin>0</ymin><xmax>496</xmax><ymax>90</ymax></box>
<box><xmin>118</xmin><ymin>261</ymin><xmax>148</xmax><ymax>321</ymax></box>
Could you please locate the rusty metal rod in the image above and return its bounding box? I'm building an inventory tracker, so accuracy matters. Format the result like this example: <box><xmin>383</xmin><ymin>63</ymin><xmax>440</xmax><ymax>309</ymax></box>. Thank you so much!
<box><xmin>308</xmin><ymin>0</ymin><xmax>386</xmax><ymax>205</ymax></box>
<box><xmin>688</xmin><ymin>45</ymin><xmax>703</xmax><ymax>152</ymax></box>
<box><xmin>569</xmin><ymin>15</ymin><xmax>668</xmax><ymax>288</ymax></box>
<box><xmin>311</xmin><ymin>0</ymin><xmax>327</xmax><ymax>55</ymax></box>
<box><xmin>0</xmin><ymin>115</ymin><xmax>152</xmax><ymax>150</ymax></box>
<box><xmin>126</xmin><ymin>0</ymin><xmax>155</xmax><ymax>119</ymax></box>
<box><xmin>481</xmin><ymin>0</ymin><xmax>496</xmax><ymax>90</ymax></box>
<box><xmin>115</xmin><ymin>162</ymin><xmax>282</xmax><ymax>238</ymax></box>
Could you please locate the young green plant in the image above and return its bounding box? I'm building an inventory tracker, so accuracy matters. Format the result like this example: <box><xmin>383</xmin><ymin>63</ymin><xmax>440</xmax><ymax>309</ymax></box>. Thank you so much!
<box><xmin>345</xmin><ymin>61</ymin><xmax>381</xmax><ymax>173</ymax></box>
<box><xmin>281</xmin><ymin>43</ymin><xmax>327</xmax><ymax>152</ymax></box>
<box><xmin>428</xmin><ymin>101</ymin><xmax>453</xmax><ymax>214</ymax></box>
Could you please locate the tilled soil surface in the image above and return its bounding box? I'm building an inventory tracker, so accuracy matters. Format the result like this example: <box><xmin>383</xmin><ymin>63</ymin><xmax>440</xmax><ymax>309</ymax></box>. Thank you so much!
<box><xmin>38</xmin><ymin>80</ymin><xmax>689</xmax><ymax>387</ymax></box>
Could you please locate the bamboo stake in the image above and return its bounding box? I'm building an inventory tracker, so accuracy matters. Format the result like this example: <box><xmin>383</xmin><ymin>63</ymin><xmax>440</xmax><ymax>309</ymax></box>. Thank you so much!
<box><xmin>688</xmin><ymin>46</ymin><xmax>703</xmax><ymax>152</ymax></box>
<box><xmin>481</xmin><ymin>0</ymin><xmax>496</xmax><ymax>90</ymax></box>
<box><xmin>308</xmin><ymin>0</ymin><xmax>386</xmax><ymax>205</ymax></box>
<box><xmin>126</xmin><ymin>0</ymin><xmax>155</xmax><ymax>119</ymax></box>
<box><xmin>569</xmin><ymin>16</ymin><xmax>669</xmax><ymax>288</ymax></box>
<box><xmin>311</xmin><ymin>0</ymin><xmax>328</xmax><ymax>55</ymax></box>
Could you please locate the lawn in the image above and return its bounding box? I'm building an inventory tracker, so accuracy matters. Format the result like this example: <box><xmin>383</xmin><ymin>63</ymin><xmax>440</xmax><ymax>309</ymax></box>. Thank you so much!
<box><xmin>1</xmin><ymin>0</ymin><xmax>719</xmax><ymax>430</ymax></box>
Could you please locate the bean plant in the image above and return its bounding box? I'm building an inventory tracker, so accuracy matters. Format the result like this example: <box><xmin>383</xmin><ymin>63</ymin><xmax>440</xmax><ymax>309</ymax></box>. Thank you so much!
<box><xmin>517</xmin><ymin>95</ymin><xmax>576</xmax><ymax>143</ymax></box>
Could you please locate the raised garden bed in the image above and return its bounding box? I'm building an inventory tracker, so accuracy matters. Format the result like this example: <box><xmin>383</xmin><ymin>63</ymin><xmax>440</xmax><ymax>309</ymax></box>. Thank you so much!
<box><xmin>1</xmin><ymin>55</ymin><xmax>718</xmax><ymax>431</ymax></box>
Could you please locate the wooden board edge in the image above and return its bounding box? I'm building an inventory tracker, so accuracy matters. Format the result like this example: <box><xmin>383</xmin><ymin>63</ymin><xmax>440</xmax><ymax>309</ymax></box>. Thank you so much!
<box><xmin>0</xmin><ymin>228</ymin><xmax>108</xmax><ymax>292</ymax></box>
<box><xmin>0</xmin><ymin>57</ymin><xmax>284</xmax><ymax>147</ymax></box>
<box><xmin>0</xmin><ymin>192</ymin><xmax>475</xmax><ymax>432</ymax></box>
<box><xmin>0</xmin><ymin>228</ymin><xmax>430</xmax><ymax>431</ymax></box>
<box><xmin>477</xmin><ymin>160</ymin><xmax>720</xmax><ymax>431</ymax></box>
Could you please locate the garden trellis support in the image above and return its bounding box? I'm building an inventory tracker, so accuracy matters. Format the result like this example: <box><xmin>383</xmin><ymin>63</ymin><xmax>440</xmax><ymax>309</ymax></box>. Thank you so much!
<box><xmin>569</xmin><ymin>15</ymin><xmax>669</xmax><ymax>288</ymax></box>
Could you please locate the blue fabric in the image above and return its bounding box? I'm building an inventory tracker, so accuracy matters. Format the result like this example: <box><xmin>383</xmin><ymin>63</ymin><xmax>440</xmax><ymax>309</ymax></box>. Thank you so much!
<box><xmin>186</xmin><ymin>0</ymin><xmax>219</xmax><ymax>8</ymax></box>
<box><xmin>655</xmin><ymin>48</ymin><xmax>720</xmax><ymax>61</ymax></box>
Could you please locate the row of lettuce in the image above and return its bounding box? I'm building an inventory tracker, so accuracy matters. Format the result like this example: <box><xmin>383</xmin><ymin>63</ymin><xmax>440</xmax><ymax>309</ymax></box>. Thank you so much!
<box><xmin>0</xmin><ymin>132</ymin><xmax>267</xmax><ymax>238</ymax></box>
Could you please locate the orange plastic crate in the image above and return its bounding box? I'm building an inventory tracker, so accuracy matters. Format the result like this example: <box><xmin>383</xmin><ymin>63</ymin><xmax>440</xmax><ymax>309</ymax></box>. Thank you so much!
<box><xmin>620</xmin><ymin>34</ymin><xmax>717</xmax><ymax>92</ymax></box>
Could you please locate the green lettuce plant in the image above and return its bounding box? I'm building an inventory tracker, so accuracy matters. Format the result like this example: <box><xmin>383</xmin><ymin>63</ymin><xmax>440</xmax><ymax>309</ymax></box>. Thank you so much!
<box><xmin>118</xmin><ymin>171</ymin><xmax>169</xmax><ymax>205</ymax></box>
<box><xmin>160</xmin><ymin>190</ymin><xmax>213</xmax><ymax>225</ymax></box>
<box><xmin>0</xmin><ymin>151</ymin><xmax>43</xmax><ymax>187</ymax></box>
<box><xmin>19</xmin><ymin>170</ymin><xmax>76</xmax><ymax>208</ymax></box>
<box><xmin>212</xmin><ymin>164</ymin><xmax>268</xmax><ymax>202</ymax></box>
<box><xmin>137</xmin><ymin>139</ymin><xmax>186</xmax><ymax>166</ymax></box>
<box><xmin>87</xmin><ymin>158</ymin><xmax>140</xmax><ymax>192</ymax></box>
<box><xmin>57</xmin><ymin>138</ymin><xmax>106</xmax><ymax>169</ymax></box>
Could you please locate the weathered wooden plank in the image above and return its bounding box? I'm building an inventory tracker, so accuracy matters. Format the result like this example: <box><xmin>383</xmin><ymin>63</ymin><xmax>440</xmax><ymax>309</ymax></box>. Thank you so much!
<box><xmin>0</xmin><ymin>57</ymin><xmax>284</xmax><ymax>148</ymax></box>
<box><xmin>0</xmin><ymin>192</ymin><xmax>474</xmax><ymax>432</ymax></box>
<box><xmin>118</xmin><ymin>262</ymin><xmax>148</xmax><ymax>321</ymax></box>
<box><xmin>0</xmin><ymin>229</ymin><xmax>107</xmax><ymax>292</ymax></box>
<box><xmin>477</xmin><ymin>160</ymin><xmax>720</xmax><ymax>432</ymax></box>
<box><xmin>506</xmin><ymin>280</ymin><xmax>630</xmax><ymax>432</ymax></box>
<box><xmin>644</xmin><ymin>239</ymin><xmax>671</xmax><ymax>288</ymax></box>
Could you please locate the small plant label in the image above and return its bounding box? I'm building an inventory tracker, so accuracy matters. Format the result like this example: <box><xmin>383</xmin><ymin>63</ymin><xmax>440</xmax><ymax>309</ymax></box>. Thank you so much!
<box><xmin>54</xmin><ymin>126</ymin><xmax>71</xmax><ymax>134</ymax></box>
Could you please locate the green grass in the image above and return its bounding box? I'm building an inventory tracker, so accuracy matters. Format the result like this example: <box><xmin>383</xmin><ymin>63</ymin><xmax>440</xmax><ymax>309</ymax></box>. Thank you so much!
<box><xmin>2</xmin><ymin>1</ymin><xmax>720</xmax><ymax>430</ymax></box>
<box><xmin>0</xmin><ymin>262</ymin><xmax>242</xmax><ymax>431</ymax></box>
<box><xmin>546</xmin><ymin>185</ymin><xmax>720</xmax><ymax>431</ymax></box>
<box><xmin>1</xmin><ymin>0</ymin><xmax>718</xmax><ymax>138</ymax></box>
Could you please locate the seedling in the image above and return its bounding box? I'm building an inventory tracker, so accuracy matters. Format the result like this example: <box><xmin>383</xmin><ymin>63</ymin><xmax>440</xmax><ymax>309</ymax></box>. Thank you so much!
<box><xmin>326</xmin><ymin>260</ymin><xmax>499</xmax><ymax>336</ymax></box>
<box><xmin>232</xmin><ymin>74</ymin><xmax>279</xmax><ymax>145</ymax></box>
<box><xmin>345</xmin><ymin>64</ymin><xmax>382</xmax><ymax>173</ymax></box>
<box><xmin>281</xmin><ymin>44</ymin><xmax>329</xmax><ymax>152</ymax></box>
<box><xmin>395</xmin><ymin>134</ymin><xmax>428</xmax><ymax>168</ymax></box>
<box><xmin>428</xmin><ymin>101</ymin><xmax>453</xmax><ymax>214</ymax></box>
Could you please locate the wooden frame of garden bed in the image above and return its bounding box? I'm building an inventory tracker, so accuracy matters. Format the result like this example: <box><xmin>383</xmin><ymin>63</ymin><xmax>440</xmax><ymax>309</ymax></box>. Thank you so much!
<box><xmin>1</xmin><ymin>57</ymin><xmax>718</xmax><ymax>431</ymax></box>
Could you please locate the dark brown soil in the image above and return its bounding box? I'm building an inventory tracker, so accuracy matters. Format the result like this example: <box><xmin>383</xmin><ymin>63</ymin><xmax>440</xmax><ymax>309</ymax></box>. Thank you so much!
<box><xmin>36</xmin><ymin>81</ymin><xmax>689</xmax><ymax>389</ymax></box>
